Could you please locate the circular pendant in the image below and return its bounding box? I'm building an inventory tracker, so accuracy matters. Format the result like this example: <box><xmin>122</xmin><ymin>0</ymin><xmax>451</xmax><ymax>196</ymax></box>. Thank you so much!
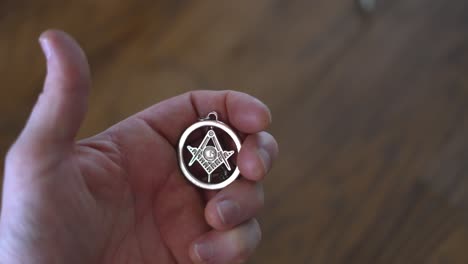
<box><xmin>178</xmin><ymin>111</ymin><xmax>241</xmax><ymax>190</ymax></box>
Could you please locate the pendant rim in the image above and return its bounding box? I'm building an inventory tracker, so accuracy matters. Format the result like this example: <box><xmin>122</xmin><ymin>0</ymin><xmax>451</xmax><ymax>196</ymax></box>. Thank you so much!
<box><xmin>178</xmin><ymin>119</ymin><xmax>241</xmax><ymax>190</ymax></box>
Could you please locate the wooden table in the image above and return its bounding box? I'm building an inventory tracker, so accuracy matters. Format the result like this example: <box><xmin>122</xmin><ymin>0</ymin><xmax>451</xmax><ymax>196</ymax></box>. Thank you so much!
<box><xmin>1</xmin><ymin>0</ymin><xmax>468</xmax><ymax>263</ymax></box>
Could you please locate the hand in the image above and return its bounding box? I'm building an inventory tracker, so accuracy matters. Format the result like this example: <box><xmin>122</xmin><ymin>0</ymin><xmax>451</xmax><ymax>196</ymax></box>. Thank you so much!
<box><xmin>0</xmin><ymin>30</ymin><xmax>278</xmax><ymax>264</ymax></box>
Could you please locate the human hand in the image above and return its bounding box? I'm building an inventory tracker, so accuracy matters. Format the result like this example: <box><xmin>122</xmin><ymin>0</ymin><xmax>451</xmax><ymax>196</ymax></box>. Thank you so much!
<box><xmin>0</xmin><ymin>30</ymin><xmax>278</xmax><ymax>264</ymax></box>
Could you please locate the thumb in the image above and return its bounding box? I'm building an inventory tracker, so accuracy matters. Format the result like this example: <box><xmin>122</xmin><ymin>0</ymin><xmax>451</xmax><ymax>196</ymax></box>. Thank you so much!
<box><xmin>18</xmin><ymin>30</ymin><xmax>91</xmax><ymax>154</ymax></box>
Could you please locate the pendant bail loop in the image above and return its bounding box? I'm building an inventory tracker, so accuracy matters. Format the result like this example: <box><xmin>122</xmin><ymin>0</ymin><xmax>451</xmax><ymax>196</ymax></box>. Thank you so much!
<box><xmin>200</xmin><ymin>111</ymin><xmax>219</xmax><ymax>121</ymax></box>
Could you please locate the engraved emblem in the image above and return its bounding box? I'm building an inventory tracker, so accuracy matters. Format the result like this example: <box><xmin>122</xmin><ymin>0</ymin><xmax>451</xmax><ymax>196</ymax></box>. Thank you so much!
<box><xmin>187</xmin><ymin>129</ymin><xmax>234</xmax><ymax>183</ymax></box>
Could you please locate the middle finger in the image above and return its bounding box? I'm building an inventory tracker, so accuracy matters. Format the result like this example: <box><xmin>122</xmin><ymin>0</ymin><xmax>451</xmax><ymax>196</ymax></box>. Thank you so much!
<box><xmin>205</xmin><ymin>179</ymin><xmax>264</xmax><ymax>230</ymax></box>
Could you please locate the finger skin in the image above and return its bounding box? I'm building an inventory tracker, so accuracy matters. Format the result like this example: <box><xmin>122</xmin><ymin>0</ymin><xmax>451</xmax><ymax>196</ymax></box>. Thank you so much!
<box><xmin>136</xmin><ymin>90</ymin><xmax>272</xmax><ymax>146</ymax></box>
<box><xmin>205</xmin><ymin>180</ymin><xmax>264</xmax><ymax>230</ymax></box>
<box><xmin>190</xmin><ymin>219</ymin><xmax>262</xmax><ymax>264</ymax></box>
<box><xmin>237</xmin><ymin>131</ymin><xmax>279</xmax><ymax>181</ymax></box>
<box><xmin>16</xmin><ymin>29</ymin><xmax>91</xmax><ymax>155</ymax></box>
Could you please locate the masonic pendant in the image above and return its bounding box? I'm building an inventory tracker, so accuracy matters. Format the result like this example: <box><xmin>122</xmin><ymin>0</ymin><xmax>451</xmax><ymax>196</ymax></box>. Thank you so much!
<box><xmin>178</xmin><ymin>111</ymin><xmax>241</xmax><ymax>190</ymax></box>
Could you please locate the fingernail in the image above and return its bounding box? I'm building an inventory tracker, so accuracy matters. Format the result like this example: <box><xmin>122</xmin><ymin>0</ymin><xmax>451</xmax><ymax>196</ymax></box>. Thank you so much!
<box><xmin>256</xmin><ymin>183</ymin><xmax>265</xmax><ymax>204</ymax></box>
<box><xmin>258</xmin><ymin>148</ymin><xmax>271</xmax><ymax>174</ymax></box>
<box><xmin>39</xmin><ymin>37</ymin><xmax>52</xmax><ymax>60</ymax></box>
<box><xmin>217</xmin><ymin>200</ymin><xmax>241</xmax><ymax>226</ymax></box>
<box><xmin>194</xmin><ymin>241</ymin><xmax>214</xmax><ymax>263</ymax></box>
<box><xmin>267</xmin><ymin>107</ymin><xmax>272</xmax><ymax>123</ymax></box>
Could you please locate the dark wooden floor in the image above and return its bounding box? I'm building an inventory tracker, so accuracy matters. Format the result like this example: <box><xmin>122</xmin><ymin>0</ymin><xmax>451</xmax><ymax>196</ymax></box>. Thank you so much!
<box><xmin>2</xmin><ymin>0</ymin><xmax>468</xmax><ymax>263</ymax></box>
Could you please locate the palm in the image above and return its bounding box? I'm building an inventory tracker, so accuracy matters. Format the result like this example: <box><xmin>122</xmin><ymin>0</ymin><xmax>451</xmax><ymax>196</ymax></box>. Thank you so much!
<box><xmin>76</xmin><ymin>115</ymin><xmax>209</xmax><ymax>263</ymax></box>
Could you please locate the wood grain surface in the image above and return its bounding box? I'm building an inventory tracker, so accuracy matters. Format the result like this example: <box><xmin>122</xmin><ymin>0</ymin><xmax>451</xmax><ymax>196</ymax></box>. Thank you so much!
<box><xmin>1</xmin><ymin>0</ymin><xmax>468</xmax><ymax>263</ymax></box>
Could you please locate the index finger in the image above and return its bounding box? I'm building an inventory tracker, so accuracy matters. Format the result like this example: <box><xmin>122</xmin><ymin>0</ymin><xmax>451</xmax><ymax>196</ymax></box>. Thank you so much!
<box><xmin>135</xmin><ymin>90</ymin><xmax>272</xmax><ymax>146</ymax></box>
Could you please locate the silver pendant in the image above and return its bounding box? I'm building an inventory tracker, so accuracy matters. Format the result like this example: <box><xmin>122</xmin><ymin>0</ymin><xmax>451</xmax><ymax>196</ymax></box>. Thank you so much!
<box><xmin>178</xmin><ymin>111</ymin><xmax>241</xmax><ymax>190</ymax></box>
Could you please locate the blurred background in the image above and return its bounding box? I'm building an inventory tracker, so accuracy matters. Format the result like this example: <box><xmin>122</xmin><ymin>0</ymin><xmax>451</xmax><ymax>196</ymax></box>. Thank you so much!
<box><xmin>1</xmin><ymin>0</ymin><xmax>468</xmax><ymax>263</ymax></box>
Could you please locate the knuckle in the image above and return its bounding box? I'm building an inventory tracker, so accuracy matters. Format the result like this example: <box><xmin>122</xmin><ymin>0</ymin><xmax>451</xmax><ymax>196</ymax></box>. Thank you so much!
<box><xmin>5</xmin><ymin>138</ymin><xmax>64</xmax><ymax>177</ymax></box>
<box><xmin>258</xmin><ymin>132</ymin><xmax>279</xmax><ymax>154</ymax></box>
<box><xmin>7</xmin><ymin>140</ymin><xmax>39</xmax><ymax>163</ymax></box>
<box><xmin>5</xmin><ymin>143</ymin><xmax>32</xmax><ymax>176</ymax></box>
<box><xmin>5</xmin><ymin>141</ymin><xmax>25</xmax><ymax>165</ymax></box>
